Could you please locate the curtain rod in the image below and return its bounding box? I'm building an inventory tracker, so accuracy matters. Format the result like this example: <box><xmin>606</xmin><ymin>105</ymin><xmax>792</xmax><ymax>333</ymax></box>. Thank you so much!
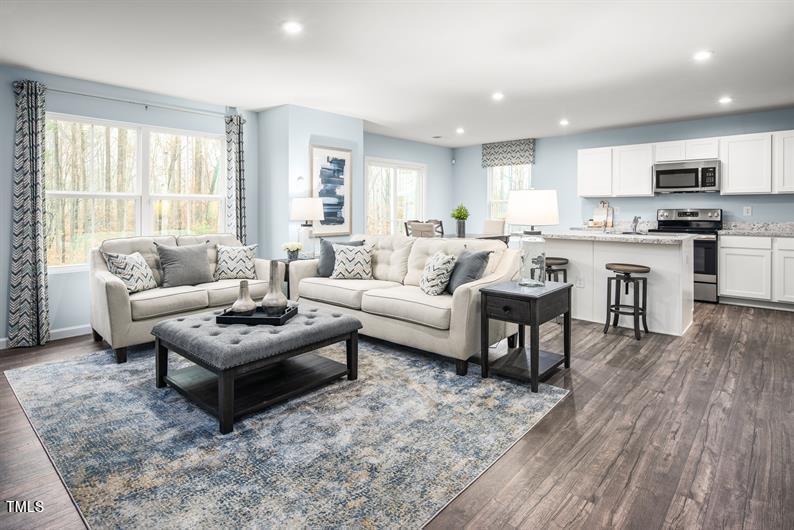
<box><xmin>47</xmin><ymin>87</ymin><xmax>229</xmax><ymax>118</ymax></box>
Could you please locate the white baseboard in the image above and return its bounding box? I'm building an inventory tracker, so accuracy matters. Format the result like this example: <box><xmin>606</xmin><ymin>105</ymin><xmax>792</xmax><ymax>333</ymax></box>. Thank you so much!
<box><xmin>720</xmin><ymin>297</ymin><xmax>794</xmax><ymax>312</ymax></box>
<box><xmin>0</xmin><ymin>324</ymin><xmax>92</xmax><ymax>350</ymax></box>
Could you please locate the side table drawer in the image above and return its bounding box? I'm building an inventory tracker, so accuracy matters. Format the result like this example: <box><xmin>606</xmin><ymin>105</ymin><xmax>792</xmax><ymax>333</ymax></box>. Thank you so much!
<box><xmin>485</xmin><ymin>295</ymin><xmax>530</xmax><ymax>322</ymax></box>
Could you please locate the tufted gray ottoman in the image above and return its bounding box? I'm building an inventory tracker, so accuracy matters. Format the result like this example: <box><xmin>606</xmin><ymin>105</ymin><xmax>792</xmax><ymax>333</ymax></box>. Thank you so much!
<box><xmin>152</xmin><ymin>306</ymin><xmax>363</xmax><ymax>434</ymax></box>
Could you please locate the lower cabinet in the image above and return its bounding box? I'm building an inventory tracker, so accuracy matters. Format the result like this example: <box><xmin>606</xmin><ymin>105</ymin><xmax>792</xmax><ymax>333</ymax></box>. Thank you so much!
<box><xmin>773</xmin><ymin>249</ymin><xmax>794</xmax><ymax>303</ymax></box>
<box><xmin>719</xmin><ymin>247</ymin><xmax>772</xmax><ymax>300</ymax></box>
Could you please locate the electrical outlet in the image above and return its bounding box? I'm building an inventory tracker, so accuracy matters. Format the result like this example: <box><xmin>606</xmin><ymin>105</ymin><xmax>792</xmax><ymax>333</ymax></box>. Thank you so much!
<box><xmin>743</xmin><ymin>206</ymin><xmax>753</xmax><ymax>216</ymax></box>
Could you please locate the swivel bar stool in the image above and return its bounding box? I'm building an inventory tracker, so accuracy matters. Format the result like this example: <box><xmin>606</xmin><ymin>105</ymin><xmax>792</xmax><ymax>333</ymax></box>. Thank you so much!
<box><xmin>603</xmin><ymin>262</ymin><xmax>650</xmax><ymax>340</ymax></box>
<box><xmin>545</xmin><ymin>257</ymin><xmax>568</xmax><ymax>283</ymax></box>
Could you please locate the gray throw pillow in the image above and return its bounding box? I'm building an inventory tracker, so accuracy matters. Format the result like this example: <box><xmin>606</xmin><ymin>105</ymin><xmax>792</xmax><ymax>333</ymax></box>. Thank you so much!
<box><xmin>155</xmin><ymin>242</ymin><xmax>213</xmax><ymax>287</ymax></box>
<box><xmin>446</xmin><ymin>250</ymin><xmax>491</xmax><ymax>294</ymax></box>
<box><xmin>318</xmin><ymin>238</ymin><xmax>364</xmax><ymax>277</ymax></box>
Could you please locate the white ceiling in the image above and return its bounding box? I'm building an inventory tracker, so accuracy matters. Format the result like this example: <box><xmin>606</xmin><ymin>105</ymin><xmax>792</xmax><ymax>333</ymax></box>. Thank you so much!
<box><xmin>1</xmin><ymin>1</ymin><xmax>793</xmax><ymax>147</ymax></box>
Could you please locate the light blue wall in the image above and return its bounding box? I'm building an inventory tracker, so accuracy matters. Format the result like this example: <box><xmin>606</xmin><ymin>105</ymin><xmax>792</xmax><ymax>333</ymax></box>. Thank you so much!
<box><xmin>0</xmin><ymin>65</ymin><xmax>259</xmax><ymax>339</ymax></box>
<box><xmin>454</xmin><ymin>107</ymin><xmax>794</xmax><ymax>230</ymax></box>
<box><xmin>363</xmin><ymin>132</ymin><xmax>455</xmax><ymax>223</ymax></box>
<box><xmin>452</xmin><ymin>144</ymin><xmax>489</xmax><ymax>230</ymax></box>
<box><xmin>257</xmin><ymin>104</ymin><xmax>365</xmax><ymax>257</ymax></box>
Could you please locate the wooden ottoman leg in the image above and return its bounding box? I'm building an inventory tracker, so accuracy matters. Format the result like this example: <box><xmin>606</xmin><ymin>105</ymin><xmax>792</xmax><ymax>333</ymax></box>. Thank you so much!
<box><xmin>346</xmin><ymin>332</ymin><xmax>358</xmax><ymax>381</ymax></box>
<box><xmin>218</xmin><ymin>370</ymin><xmax>235</xmax><ymax>434</ymax></box>
<box><xmin>155</xmin><ymin>339</ymin><xmax>168</xmax><ymax>388</ymax></box>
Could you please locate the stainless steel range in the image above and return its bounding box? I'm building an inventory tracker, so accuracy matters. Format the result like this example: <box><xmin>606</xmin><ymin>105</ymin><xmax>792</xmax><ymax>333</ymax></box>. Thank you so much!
<box><xmin>648</xmin><ymin>208</ymin><xmax>722</xmax><ymax>303</ymax></box>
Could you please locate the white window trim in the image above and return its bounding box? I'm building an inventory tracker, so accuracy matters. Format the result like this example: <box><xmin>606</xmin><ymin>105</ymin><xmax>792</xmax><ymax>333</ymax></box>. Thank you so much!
<box><xmin>487</xmin><ymin>164</ymin><xmax>533</xmax><ymax>220</ymax></box>
<box><xmin>365</xmin><ymin>156</ymin><xmax>427</xmax><ymax>236</ymax></box>
<box><xmin>46</xmin><ymin>113</ymin><xmax>225</xmax><ymax>270</ymax></box>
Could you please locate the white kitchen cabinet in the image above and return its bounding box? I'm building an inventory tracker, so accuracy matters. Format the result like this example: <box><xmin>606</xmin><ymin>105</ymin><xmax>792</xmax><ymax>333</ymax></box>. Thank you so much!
<box><xmin>612</xmin><ymin>143</ymin><xmax>653</xmax><ymax>196</ymax></box>
<box><xmin>773</xmin><ymin>129</ymin><xmax>794</xmax><ymax>193</ymax></box>
<box><xmin>773</xmin><ymin>249</ymin><xmax>794</xmax><ymax>303</ymax></box>
<box><xmin>719</xmin><ymin>246</ymin><xmax>772</xmax><ymax>300</ymax></box>
<box><xmin>654</xmin><ymin>141</ymin><xmax>685</xmax><ymax>162</ymax></box>
<box><xmin>685</xmin><ymin>137</ymin><xmax>719</xmax><ymax>159</ymax></box>
<box><xmin>719</xmin><ymin>133</ymin><xmax>772</xmax><ymax>194</ymax></box>
<box><xmin>577</xmin><ymin>147</ymin><xmax>612</xmax><ymax>197</ymax></box>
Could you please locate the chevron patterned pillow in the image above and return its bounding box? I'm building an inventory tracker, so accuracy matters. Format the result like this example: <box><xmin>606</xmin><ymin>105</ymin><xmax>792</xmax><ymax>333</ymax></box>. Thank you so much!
<box><xmin>331</xmin><ymin>244</ymin><xmax>374</xmax><ymax>280</ymax></box>
<box><xmin>215</xmin><ymin>244</ymin><xmax>258</xmax><ymax>280</ymax></box>
<box><xmin>419</xmin><ymin>251</ymin><xmax>457</xmax><ymax>296</ymax></box>
<box><xmin>103</xmin><ymin>251</ymin><xmax>157</xmax><ymax>293</ymax></box>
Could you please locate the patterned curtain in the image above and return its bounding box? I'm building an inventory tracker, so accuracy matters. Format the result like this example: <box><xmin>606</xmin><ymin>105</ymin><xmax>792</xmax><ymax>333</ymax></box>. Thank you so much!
<box><xmin>224</xmin><ymin>115</ymin><xmax>246</xmax><ymax>243</ymax></box>
<box><xmin>8</xmin><ymin>80</ymin><xmax>49</xmax><ymax>347</ymax></box>
<box><xmin>481</xmin><ymin>138</ymin><xmax>535</xmax><ymax>167</ymax></box>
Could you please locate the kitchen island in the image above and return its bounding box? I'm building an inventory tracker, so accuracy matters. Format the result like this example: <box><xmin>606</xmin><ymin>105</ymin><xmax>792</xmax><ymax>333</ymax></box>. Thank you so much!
<box><xmin>542</xmin><ymin>231</ymin><xmax>694</xmax><ymax>336</ymax></box>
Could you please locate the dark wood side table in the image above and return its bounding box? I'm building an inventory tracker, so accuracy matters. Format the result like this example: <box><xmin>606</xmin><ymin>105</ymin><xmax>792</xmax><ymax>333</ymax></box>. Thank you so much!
<box><xmin>480</xmin><ymin>281</ymin><xmax>572</xmax><ymax>392</ymax></box>
<box><xmin>275</xmin><ymin>257</ymin><xmax>311</xmax><ymax>299</ymax></box>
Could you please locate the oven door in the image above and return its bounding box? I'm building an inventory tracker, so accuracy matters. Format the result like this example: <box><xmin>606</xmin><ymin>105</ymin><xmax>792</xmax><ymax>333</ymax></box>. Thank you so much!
<box><xmin>654</xmin><ymin>167</ymin><xmax>700</xmax><ymax>192</ymax></box>
<box><xmin>693</xmin><ymin>237</ymin><xmax>718</xmax><ymax>302</ymax></box>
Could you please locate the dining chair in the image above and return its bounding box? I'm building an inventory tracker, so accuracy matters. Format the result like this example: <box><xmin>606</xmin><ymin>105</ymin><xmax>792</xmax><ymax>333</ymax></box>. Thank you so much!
<box><xmin>426</xmin><ymin>219</ymin><xmax>444</xmax><ymax>236</ymax></box>
<box><xmin>482</xmin><ymin>218</ymin><xmax>505</xmax><ymax>235</ymax></box>
<box><xmin>404</xmin><ymin>220</ymin><xmax>421</xmax><ymax>236</ymax></box>
<box><xmin>408</xmin><ymin>222</ymin><xmax>437</xmax><ymax>238</ymax></box>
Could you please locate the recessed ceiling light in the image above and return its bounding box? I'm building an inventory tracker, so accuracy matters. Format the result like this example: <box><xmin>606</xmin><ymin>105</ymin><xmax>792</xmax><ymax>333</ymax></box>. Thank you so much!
<box><xmin>282</xmin><ymin>21</ymin><xmax>303</xmax><ymax>35</ymax></box>
<box><xmin>491</xmin><ymin>92</ymin><xmax>504</xmax><ymax>102</ymax></box>
<box><xmin>455</xmin><ymin>127</ymin><xmax>465</xmax><ymax>135</ymax></box>
<box><xmin>718</xmin><ymin>95</ymin><xmax>733</xmax><ymax>104</ymax></box>
<box><xmin>559</xmin><ymin>118</ymin><xmax>570</xmax><ymax>126</ymax></box>
<box><xmin>432</xmin><ymin>135</ymin><xmax>442</xmax><ymax>139</ymax></box>
<box><xmin>693</xmin><ymin>50</ymin><xmax>713</xmax><ymax>62</ymax></box>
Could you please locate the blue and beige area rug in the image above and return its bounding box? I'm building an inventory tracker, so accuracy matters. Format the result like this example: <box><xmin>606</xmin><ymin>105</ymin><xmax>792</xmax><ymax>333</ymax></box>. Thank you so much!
<box><xmin>6</xmin><ymin>339</ymin><xmax>567</xmax><ymax>529</ymax></box>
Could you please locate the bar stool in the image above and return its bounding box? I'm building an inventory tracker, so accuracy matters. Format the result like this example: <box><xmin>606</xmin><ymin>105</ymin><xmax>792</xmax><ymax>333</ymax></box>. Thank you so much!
<box><xmin>545</xmin><ymin>257</ymin><xmax>568</xmax><ymax>283</ymax></box>
<box><xmin>603</xmin><ymin>263</ymin><xmax>650</xmax><ymax>340</ymax></box>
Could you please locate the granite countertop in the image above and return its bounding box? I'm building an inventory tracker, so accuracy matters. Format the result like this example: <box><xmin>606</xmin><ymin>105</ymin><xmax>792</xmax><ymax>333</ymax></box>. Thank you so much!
<box><xmin>719</xmin><ymin>230</ymin><xmax>794</xmax><ymax>238</ymax></box>
<box><xmin>541</xmin><ymin>230</ymin><xmax>693</xmax><ymax>245</ymax></box>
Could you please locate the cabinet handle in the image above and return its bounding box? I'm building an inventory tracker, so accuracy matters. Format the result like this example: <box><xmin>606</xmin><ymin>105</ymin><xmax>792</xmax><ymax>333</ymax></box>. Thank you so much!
<box><xmin>502</xmin><ymin>305</ymin><xmax>512</xmax><ymax>313</ymax></box>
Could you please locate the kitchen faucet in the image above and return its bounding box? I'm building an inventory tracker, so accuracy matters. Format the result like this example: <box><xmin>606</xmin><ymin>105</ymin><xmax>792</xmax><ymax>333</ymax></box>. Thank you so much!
<box><xmin>631</xmin><ymin>216</ymin><xmax>641</xmax><ymax>233</ymax></box>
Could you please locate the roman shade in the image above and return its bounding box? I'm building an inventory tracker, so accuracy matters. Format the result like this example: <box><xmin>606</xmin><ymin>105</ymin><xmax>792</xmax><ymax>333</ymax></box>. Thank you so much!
<box><xmin>481</xmin><ymin>138</ymin><xmax>535</xmax><ymax>167</ymax></box>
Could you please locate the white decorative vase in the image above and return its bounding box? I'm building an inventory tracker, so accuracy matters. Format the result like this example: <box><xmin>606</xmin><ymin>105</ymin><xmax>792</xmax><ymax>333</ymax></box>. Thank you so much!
<box><xmin>230</xmin><ymin>280</ymin><xmax>257</xmax><ymax>314</ymax></box>
<box><xmin>261</xmin><ymin>260</ymin><xmax>288</xmax><ymax>316</ymax></box>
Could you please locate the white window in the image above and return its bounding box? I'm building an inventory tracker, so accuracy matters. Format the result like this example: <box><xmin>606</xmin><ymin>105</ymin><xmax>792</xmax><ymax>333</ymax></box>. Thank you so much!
<box><xmin>365</xmin><ymin>158</ymin><xmax>425</xmax><ymax>236</ymax></box>
<box><xmin>487</xmin><ymin>164</ymin><xmax>532</xmax><ymax>220</ymax></box>
<box><xmin>45</xmin><ymin>114</ymin><xmax>224</xmax><ymax>268</ymax></box>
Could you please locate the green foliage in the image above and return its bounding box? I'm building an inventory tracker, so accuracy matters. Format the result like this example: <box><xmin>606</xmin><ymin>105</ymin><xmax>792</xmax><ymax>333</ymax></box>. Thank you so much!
<box><xmin>450</xmin><ymin>203</ymin><xmax>470</xmax><ymax>221</ymax></box>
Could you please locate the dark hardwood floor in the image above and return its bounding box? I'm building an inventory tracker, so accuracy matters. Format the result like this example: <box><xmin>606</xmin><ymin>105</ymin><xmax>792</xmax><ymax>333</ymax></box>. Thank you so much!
<box><xmin>1</xmin><ymin>303</ymin><xmax>792</xmax><ymax>529</ymax></box>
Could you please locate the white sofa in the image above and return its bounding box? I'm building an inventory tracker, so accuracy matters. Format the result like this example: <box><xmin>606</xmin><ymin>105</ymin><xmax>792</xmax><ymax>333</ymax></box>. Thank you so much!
<box><xmin>89</xmin><ymin>234</ymin><xmax>284</xmax><ymax>363</ymax></box>
<box><xmin>289</xmin><ymin>235</ymin><xmax>520</xmax><ymax>374</ymax></box>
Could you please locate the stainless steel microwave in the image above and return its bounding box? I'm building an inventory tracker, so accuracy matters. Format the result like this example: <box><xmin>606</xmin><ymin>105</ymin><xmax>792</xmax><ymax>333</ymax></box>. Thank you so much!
<box><xmin>653</xmin><ymin>159</ymin><xmax>720</xmax><ymax>193</ymax></box>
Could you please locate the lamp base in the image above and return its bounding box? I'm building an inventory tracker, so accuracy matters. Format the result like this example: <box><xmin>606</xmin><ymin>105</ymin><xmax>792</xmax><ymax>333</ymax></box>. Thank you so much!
<box><xmin>518</xmin><ymin>278</ymin><xmax>545</xmax><ymax>287</ymax></box>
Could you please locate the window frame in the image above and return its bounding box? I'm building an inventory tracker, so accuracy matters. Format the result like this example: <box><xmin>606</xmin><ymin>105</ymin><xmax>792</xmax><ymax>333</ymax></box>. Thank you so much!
<box><xmin>364</xmin><ymin>156</ymin><xmax>427</xmax><ymax>236</ymax></box>
<box><xmin>46</xmin><ymin>112</ymin><xmax>225</xmax><ymax>271</ymax></box>
<box><xmin>486</xmin><ymin>163</ymin><xmax>533</xmax><ymax>220</ymax></box>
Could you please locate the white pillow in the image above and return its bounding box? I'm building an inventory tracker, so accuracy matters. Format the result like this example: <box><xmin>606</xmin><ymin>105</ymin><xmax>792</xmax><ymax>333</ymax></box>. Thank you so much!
<box><xmin>331</xmin><ymin>244</ymin><xmax>374</xmax><ymax>280</ymax></box>
<box><xmin>419</xmin><ymin>251</ymin><xmax>457</xmax><ymax>296</ymax></box>
<box><xmin>214</xmin><ymin>244</ymin><xmax>258</xmax><ymax>280</ymax></box>
<box><xmin>103</xmin><ymin>251</ymin><xmax>157</xmax><ymax>293</ymax></box>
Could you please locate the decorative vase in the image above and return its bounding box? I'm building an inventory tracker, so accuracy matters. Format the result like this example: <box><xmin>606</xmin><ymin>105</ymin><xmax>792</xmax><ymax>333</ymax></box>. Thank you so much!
<box><xmin>230</xmin><ymin>280</ymin><xmax>257</xmax><ymax>314</ymax></box>
<box><xmin>261</xmin><ymin>260</ymin><xmax>288</xmax><ymax>316</ymax></box>
<box><xmin>287</xmin><ymin>250</ymin><xmax>299</xmax><ymax>261</ymax></box>
<box><xmin>456</xmin><ymin>219</ymin><xmax>466</xmax><ymax>238</ymax></box>
<box><xmin>518</xmin><ymin>231</ymin><xmax>546</xmax><ymax>287</ymax></box>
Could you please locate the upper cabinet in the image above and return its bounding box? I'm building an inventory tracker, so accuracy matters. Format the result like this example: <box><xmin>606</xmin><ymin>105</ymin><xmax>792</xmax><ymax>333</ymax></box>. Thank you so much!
<box><xmin>612</xmin><ymin>144</ymin><xmax>654</xmax><ymax>196</ymax></box>
<box><xmin>654</xmin><ymin>141</ymin><xmax>685</xmax><ymax>162</ymax></box>
<box><xmin>685</xmin><ymin>137</ymin><xmax>719</xmax><ymax>159</ymax></box>
<box><xmin>773</xmin><ymin>129</ymin><xmax>794</xmax><ymax>194</ymax></box>
<box><xmin>720</xmin><ymin>133</ymin><xmax>772</xmax><ymax>194</ymax></box>
<box><xmin>653</xmin><ymin>138</ymin><xmax>718</xmax><ymax>162</ymax></box>
<box><xmin>577</xmin><ymin>147</ymin><xmax>612</xmax><ymax>197</ymax></box>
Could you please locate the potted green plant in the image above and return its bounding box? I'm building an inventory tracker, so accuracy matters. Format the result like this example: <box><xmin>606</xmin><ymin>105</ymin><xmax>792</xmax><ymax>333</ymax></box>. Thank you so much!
<box><xmin>450</xmin><ymin>203</ymin><xmax>470</xmax><ymax>238</ymax></box>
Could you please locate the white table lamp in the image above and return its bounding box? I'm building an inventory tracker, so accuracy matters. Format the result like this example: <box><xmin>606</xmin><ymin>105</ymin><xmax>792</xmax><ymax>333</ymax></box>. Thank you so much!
<box><xmin>505</xmin><ymin>189</ymin><xmax>560</xmax><ymax>286</ymax></box>
<box><xmin>290</xmin><ymin>197</ymin><xmax>325</xmax><ymax>257</ymax></box>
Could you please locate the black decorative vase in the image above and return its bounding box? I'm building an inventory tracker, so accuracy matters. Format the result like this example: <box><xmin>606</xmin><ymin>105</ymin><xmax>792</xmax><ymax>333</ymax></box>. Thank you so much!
<box><xmin>456</xmin><ymin>220</ymin><xmax>466</xmax><ymax>238</ymax></box>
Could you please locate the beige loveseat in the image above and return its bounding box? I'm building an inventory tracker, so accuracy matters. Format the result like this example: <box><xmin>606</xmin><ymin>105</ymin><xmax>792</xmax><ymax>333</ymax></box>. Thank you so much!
<box><xmin>89</xmin><ymin>234</ymin><xmax>284</xmax><ymax>363</ymax></box>
<box><xmin>289</xmin><ymin>235</ymin><xmax>520</xmax><ymax>375</ymax></box>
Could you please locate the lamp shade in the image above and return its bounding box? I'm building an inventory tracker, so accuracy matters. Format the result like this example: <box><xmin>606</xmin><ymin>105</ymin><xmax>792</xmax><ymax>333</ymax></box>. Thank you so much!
<box><xmin>290</xmin><ymin>197</ymin><xmax>325</xmax><ymax>222</ymax></box>
<box><xmin>505</xmin><ymin>189</ymin><xmax>559</xmax><ymax>226</ymax></box>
